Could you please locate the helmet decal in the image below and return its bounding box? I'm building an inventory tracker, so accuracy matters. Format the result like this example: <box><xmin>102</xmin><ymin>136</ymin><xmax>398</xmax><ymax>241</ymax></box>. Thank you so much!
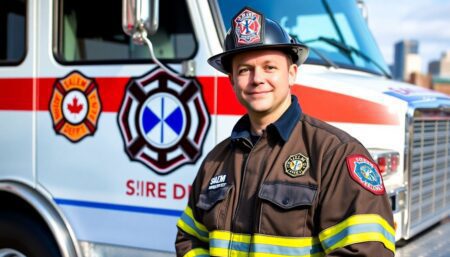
<box><xmin>233</xmin><ymin>7</ymin><xmax>263</xmax><ymax>46</ymax></box>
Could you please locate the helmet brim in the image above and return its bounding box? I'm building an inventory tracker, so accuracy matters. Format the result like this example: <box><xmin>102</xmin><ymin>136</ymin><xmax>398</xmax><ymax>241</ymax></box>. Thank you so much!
<box><xmin>207</xmin><ymin>43</ymin><xmax>309</xmax><ymax>74</ymax></box>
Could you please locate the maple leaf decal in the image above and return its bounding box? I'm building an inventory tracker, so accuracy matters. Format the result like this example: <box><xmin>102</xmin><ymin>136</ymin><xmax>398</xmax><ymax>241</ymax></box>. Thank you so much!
<box><xmin>67</xmin><ymin>97</ymin><xmax>83</xmax><ymax>114</ymax></box>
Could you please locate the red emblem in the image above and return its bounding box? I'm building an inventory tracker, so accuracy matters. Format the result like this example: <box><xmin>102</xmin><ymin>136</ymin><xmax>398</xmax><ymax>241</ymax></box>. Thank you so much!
<box><xmin>234</xmin><ymin>8</ymin><xmax>262</xmax><ymax>46</ymax></box>
<box><xmin>346</xmin><ymin>154</ymin><xmax>385</xmax><ymax>195</ymax></box>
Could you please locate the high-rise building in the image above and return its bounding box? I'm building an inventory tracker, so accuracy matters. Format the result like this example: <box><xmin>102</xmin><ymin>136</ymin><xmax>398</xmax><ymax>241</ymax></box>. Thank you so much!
<box><xmin>428</xmin><ymin>51</ymin><xmax>450</xmax><ymax>78</ymax></box>
<box><xmin>393</xmin><ymin>40</ymin><xmax>420</xmax><ymax>80</ymax></box>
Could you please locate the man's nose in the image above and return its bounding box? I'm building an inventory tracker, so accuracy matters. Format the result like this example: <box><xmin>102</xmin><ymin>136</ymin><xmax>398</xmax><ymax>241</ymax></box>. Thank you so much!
<box><xmin>252</xmin><ymin>67</ymin><xmax>265</xmax><ymax>86</ymax></box>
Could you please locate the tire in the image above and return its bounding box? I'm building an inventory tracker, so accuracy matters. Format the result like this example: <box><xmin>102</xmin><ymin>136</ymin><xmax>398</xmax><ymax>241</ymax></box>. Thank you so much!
<box><xmin>0</xmin><ymin>211</ymin><xmax>61</xmax><ymax>257</ymax></box>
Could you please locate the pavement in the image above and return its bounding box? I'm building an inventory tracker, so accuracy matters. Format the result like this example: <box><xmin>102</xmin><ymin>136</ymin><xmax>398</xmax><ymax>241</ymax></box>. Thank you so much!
<box><xmin>395</xmin><ymin>217</ymin><xmax>450</xmax><ymax>257</ymax></box>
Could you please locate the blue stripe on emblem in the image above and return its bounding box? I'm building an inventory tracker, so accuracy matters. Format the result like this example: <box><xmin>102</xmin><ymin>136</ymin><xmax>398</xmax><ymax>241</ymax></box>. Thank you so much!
<box><xmin>161</xmin><ymin>97</ymin><xmax>164</xmax><ymax>143</ymax></box>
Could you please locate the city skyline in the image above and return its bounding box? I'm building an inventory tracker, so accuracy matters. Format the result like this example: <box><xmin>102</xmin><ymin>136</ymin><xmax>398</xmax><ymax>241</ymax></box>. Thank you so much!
<box><xmin>365</xmin><ymin>0</ymin><xmax>450</xmax><ymax>73</ymax></box>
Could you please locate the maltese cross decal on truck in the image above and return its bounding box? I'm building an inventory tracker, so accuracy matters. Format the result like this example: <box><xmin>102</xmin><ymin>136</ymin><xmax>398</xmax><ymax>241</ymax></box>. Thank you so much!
<box><xmin>118</xmin><ymin>68</ymin><xmax>210</xmax><ymax>175</ymax></box>
<box><xmin>49</xmin><ymin>71</ymin><xmax>102</xmax><ymax>142</ymax></box>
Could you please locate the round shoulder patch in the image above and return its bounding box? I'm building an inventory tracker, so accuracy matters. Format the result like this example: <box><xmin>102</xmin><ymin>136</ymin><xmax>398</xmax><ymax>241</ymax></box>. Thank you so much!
<box><xmin>346</xmin><ymin>154</ymin><xmax>385</xmax><ymax>195</ymax></box>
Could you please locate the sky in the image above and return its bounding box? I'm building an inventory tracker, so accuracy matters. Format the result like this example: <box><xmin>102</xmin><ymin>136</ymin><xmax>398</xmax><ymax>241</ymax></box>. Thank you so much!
<box><xmin>364</xmin><ymin>0</ymin><xmax>450</xmax><ymax>72</ymax></box>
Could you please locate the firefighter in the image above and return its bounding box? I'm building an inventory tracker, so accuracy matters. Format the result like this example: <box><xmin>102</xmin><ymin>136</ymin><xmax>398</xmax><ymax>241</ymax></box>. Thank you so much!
<box><xmin>175</xmin><ymin>6</ymin><xmax>395</xmax><ymax>257</ymax></box>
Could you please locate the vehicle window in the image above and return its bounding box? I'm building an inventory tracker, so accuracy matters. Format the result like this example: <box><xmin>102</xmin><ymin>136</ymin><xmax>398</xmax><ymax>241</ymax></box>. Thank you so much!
<box><xmin>56</xmin><ymin>0</ymin><xmax>196</xmax><ymax>63</ymax></box>
<box><xmin>0</xmin><ymin>0</ymin><xmax>26</xmax><ymax>64</ymax></box>
<box><xmin>213</xmin><ymin>0</ymin><xmax>390</xmax><ymax>77</ymax></box>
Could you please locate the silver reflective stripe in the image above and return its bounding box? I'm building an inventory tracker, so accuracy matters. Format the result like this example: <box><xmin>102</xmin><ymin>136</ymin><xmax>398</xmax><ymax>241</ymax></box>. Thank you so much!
<box><xmin>79</xmin><ymin>241</ymin><xmax>176</xmax><ymax>257</ymax></box>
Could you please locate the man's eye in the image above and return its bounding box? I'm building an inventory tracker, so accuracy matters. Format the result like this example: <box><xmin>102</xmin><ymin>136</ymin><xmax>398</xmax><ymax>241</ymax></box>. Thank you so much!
<box><xmin>238</xmin><ymin>68</ymin><xmax>249</xmax><ymax>74</ymax></box>
<box><xmin>266</xmin><ymin>65</ymin><xmax>276</xmax><ymax>70</ymax></box>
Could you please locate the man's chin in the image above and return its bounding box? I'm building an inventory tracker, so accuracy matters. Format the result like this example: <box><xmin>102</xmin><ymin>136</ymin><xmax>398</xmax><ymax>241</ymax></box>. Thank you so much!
<box><xmin>247</xmin><ymin>105</ymin><xmax>272</xmax><ymax>115</ymax></box>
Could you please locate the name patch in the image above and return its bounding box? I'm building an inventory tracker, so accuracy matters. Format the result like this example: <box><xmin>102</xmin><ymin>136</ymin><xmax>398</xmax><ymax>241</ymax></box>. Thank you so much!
<box><xmin>209</xmin><ymin>174</ymin><xmax>227</xmax><ymax>190</ymax></box>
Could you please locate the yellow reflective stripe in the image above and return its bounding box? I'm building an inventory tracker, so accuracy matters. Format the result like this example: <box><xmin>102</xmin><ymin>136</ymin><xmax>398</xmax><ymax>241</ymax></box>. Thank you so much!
<box><xmin>177</xmin><ymin>206</ymin><xmax>209</xmax><ymax>242</ymax></box>
<box><xmin>253</xmin><ymin>234</ymin><xmax>321</xmax><ymax>247</ymax></box>
<box><xmin>322</xmin><ymin>232</ymin><xmax>395</xmax><ymax>254</ymax></box>
<box><xmin>210</xmin><ymin>247</ymin><xmax>249</xmax><ymax>257</ymax></box>
<box><xmin>250</xmin><ymin>251</ymin><xmax>325</xmax><ymax>257</ymax></box>
<box><xmin>185</xmin><ymin>206</ymin><xmax>208</xmax><ymax>232</ymax></box>
<box><xmin>211</xmin><ymin>230</ymin><xmax>320</xmax><ymax>246</ymax></box>
<box><xmin>210</xmin><ymin>230</ymin><xmax>251</xmax><ymax>257</ymax></box>
<box><xmin>335</xmin><ymin>232</ymin><xmax>395</xmax><ymax>253</ymax></box>
<box><xmin>183</xmin><ymin>248</ymin><xmax>210</xmax><ymax>257</ymax></box>
<box><xmin>210</xmin><ymin>230</ymin><xmax>324</xmax><ymax>257</ymax></box>
<box><xmin>319</xmin><ymin>214</ymin><xmax>395</xmax><ymax>254</ymax></box>
<box><xmin>210</xmin><ymin>230</ymin><xmax>252</xmax><ymax>243</ymax></box>
<box><xmin>319</xmin><ymin>214</ymin><xmax>394</xmax><ymax>241</ymax></box>
<box><xmin>177</xmin><ymin>219</ymin><xmax>209</xmax><ymax>242</ymax></box>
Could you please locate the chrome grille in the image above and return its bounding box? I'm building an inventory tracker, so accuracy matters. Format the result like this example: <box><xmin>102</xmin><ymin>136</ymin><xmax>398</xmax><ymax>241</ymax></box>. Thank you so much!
<box><xmin>409</xmin><ymin>110</ymin><xmax>450</xmax><ymax>236</ymax></box>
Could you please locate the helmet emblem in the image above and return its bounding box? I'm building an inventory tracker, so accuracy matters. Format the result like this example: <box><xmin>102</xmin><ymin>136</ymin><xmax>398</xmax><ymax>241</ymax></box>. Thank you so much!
<box><xmin>233</xmin><ymin>8</ymin><xmax>262</xmax><ymax>46</ymax></box>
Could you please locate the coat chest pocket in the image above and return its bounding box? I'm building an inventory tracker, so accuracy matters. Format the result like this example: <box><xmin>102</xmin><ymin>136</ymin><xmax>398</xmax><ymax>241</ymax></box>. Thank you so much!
<box><xmin>258</xmin><ymin>182</ymin><xmax>317</xmax><ymax>236</ymax></box>
<box><xmin>196</xmin><ymin>185</ymin><xmax>232</xmax><ymax>230</ymax></box>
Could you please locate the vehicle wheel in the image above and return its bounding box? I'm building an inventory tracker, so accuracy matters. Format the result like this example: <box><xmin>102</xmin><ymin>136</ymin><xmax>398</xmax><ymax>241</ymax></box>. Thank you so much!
<box><xmin>0</xmin><ymin>211</ymin><xmax>61</xmax><ymax>257</ymax></box>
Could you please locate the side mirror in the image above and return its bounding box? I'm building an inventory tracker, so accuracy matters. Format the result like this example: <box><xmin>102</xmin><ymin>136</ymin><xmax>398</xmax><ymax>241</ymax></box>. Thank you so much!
<box><xmin>122</xmin><ymin>0</ymin><xmax>159</xmax><ymax>42</ymax></box>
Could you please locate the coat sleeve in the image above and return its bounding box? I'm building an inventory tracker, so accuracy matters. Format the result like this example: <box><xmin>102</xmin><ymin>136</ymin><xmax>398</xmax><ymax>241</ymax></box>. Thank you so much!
<box><xmin>175</xmin><ymin>167</ymin><xmax>210</xmax><ymax>257</ymax></box>
<box><xmin>317</xmin><ymin>141</ymin><xmax>395</xmax><ymax>257</ymax></box>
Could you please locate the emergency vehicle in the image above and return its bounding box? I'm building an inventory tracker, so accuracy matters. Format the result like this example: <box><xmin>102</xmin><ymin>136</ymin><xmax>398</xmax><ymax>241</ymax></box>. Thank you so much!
<box><xmin>1</xmin><ymin>0</ymin><xmax>449</xmax><ymax>256</ymax></box>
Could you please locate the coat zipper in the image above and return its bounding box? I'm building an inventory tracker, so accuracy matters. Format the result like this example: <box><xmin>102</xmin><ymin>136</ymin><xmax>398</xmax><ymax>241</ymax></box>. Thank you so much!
<box><xmin>230</xmin><ymin>136</ymin><xmax>262</xmax><ymax>254</ymax></box>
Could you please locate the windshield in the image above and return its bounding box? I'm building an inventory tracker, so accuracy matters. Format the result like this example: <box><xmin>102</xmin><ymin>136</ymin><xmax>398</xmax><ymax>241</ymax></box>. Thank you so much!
<box><xmin>213</xmin><ymin>0</ymin><xmax>390</xmax><ymax>77</ymax></box>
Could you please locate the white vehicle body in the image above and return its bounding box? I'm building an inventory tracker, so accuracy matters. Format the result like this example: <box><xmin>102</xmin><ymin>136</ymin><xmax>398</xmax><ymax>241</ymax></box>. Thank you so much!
<box><xmin>0</xmin><ymin>0</ymin><xmax>449</xmax><ymax>256</ymax></box>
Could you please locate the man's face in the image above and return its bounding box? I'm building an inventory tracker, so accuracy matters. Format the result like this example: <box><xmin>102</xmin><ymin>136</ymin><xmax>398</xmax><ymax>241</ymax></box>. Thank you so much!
<box><xmin>229</xmin><ymin>49</ymin><xmax>298</xmax><ymax>118</ymax></box>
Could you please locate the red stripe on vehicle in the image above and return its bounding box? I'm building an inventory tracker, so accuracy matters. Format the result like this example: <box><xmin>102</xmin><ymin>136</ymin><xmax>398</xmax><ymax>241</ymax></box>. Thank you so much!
<box><xmin>0</xmin><ymin>78</ymin><xmax>33</xmax><ymax>110</ymax></box>
<box><xmin>0</xmin><ymin>77</ymin><xmax>398</xmax><ymax>125</ymax></box>
<box><xmin>215</xmin><ymin>78</ymin><xmax>399</xmax><ymax>125</ymax></box>
<box><xmin>291</xmin><ymin>85</ymin><xmax>399</xmax><ymax>125</ymax></box>
<box><xmin>217</xmin><ymin>77</ymin><xmax>246</xmax><ymax>115</ymax></box>
<box><xmin>37</xmin><ymin>77</ymin><xmax>217</xmax><ymax>114</ymax></box>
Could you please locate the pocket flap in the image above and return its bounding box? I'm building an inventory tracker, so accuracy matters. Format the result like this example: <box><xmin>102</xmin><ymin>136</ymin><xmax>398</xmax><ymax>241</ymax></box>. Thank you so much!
<box><xmin>196</xmin><ymin>185</ymin><xmax>231</xmax><ymax>211</ymax></box>
<box><xmin>258</xmin><ymin>182</ymin><xmax>317</xmax><ymax>210</ymax></box>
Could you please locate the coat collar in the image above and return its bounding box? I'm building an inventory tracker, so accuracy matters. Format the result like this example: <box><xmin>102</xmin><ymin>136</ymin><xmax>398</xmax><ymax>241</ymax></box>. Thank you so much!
<box><xmin>231</xmin><ymin>95</ymin><xmax>302</xmax><ymax>143</ymax></box>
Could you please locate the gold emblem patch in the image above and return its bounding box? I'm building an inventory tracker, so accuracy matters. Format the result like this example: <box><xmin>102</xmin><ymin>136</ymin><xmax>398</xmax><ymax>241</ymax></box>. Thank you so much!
<box><xmin>284</xmin><ymin>153</ymin><xmax>310</xmax><ymax>177</ymax></box>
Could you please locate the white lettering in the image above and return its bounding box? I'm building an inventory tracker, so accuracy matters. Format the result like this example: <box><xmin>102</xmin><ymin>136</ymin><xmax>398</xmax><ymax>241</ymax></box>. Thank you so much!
<box><xmin>210</xmin><ymin>175</ymin><xmax>226</xmax><ymax>186</ymax></box>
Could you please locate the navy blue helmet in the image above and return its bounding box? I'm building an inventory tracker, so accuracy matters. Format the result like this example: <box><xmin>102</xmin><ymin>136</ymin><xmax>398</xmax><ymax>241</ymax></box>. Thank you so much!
<box><xmin>208</xmin><ymin>7</ymin><xmax>309</xmax><ymax>74</ymax></box>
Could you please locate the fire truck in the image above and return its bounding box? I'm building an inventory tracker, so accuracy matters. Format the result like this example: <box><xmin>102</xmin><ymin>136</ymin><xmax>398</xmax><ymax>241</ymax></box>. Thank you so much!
<box><xmin>1</xmin><ymin>0</ymin><xmax>449</xmax><ymax>256</ymax></box>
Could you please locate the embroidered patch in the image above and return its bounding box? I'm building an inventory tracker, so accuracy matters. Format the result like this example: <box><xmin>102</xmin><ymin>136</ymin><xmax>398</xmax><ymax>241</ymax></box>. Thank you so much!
<box><xmin>346</xmin><ymin>154</ymin><xmax>385</xmax><ymax>195</ymax></box>
<box><xmin>284</xmin><ymin>153</ymin><xmax>309</xmax><ymax>177</ymax></box>
<box><xmin>208</xmin><ymin>174</ymin><xmax>227</xmax><ymax>190</ymax></box>
<box><xmin>49</xmin><ymin>71</ymin><xmax>102</xmax><ymax>142</ymax></box>
<box><xmin>233</xmin><ymin>7</ymin><xmax>262</xmax><ymax>46</ymax></box>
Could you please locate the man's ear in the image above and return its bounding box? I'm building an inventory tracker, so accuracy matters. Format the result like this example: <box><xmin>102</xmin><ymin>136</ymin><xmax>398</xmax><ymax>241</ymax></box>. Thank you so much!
<box><xmin>288</xmin><ymin>64</ymin><xmax>298</xmax><ymax>86</ymax></box>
